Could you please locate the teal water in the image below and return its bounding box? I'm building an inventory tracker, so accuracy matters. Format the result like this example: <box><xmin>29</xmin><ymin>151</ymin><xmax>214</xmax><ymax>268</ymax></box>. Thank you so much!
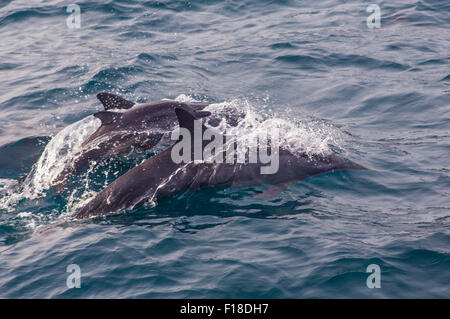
<box><xmin>0</xmin><ymin>0</ymin><xmax>449</xmax><ymax>298</ymax></box>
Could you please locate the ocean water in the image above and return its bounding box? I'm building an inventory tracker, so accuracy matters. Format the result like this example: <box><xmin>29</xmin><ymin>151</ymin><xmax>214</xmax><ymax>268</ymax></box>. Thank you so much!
<box><xmin>0</xmin><ymin>0</ymin><xmax>449</xmax><ymax>298</ymax></box>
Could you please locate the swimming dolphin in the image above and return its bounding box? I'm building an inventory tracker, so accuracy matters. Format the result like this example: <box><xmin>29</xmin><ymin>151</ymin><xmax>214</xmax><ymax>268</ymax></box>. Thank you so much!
<box><xmin>51</xmin><ymin>93</ymin><xmax>211</xmax><ymax>192</ymax></box>
<box><xmin>76</xmin><ymin>107</ymin><xmax>366</xmax><ymax>218</ymax></box>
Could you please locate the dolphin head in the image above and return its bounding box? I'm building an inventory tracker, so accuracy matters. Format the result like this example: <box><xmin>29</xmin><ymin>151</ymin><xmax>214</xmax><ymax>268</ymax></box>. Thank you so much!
<box><xmin>294</xmin><ymin>152</ymin><xmax>368</xmax><ymax>180</ymax></box>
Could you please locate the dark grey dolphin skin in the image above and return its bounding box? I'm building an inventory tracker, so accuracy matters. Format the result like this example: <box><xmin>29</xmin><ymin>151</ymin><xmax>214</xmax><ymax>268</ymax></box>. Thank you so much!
<box><xmin>52</xmin><ymin>93</ymin><xmax>211</xmax><ymax>192</ymax></box>
<box><xmin>76</xmin><ymin>107</ymin><xmax>366</xmax><ymax>219</ymax></box>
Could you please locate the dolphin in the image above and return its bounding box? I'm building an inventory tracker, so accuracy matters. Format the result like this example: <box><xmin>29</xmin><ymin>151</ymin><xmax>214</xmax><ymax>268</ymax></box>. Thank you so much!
<box><xmin>76</xmin><ymin>107</ymin><xmax>366</xmax><ymax>219</ymax></box>
<box><xmin>51</xmin><ymin>93</ymin><xmax>212</xmax><ymax>192</ymax></box>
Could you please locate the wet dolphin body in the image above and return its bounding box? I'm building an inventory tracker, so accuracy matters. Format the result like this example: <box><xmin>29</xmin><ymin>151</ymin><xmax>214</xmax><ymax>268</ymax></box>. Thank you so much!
<box><xmin>77</xmin><ymin>107</ymin><xmax>366</xmax><ymax>219</ymax></box>
<box><xmin>51</xmin><ymin>93</ymin><xmax>211</xmax><ymax>191</ymax></box>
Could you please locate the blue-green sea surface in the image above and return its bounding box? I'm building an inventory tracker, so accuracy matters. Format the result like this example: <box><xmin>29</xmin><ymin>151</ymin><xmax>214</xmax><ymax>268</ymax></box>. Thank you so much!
<box><xmin>0</xmin><ymin>0</ymin><xmax>449</xmax><ymax>298</ymax></box>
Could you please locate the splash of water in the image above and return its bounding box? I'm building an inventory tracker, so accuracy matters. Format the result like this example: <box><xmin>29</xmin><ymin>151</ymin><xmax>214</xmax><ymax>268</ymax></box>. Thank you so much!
<box><xmin>0</xmin><ymin>116</ymin><xmax>100</xmax><ymax>211</ymax></box>
<box><xmin>203</xmin><ymin>98</ymin><xmax>342</xmax><ymax>157</ymax></box>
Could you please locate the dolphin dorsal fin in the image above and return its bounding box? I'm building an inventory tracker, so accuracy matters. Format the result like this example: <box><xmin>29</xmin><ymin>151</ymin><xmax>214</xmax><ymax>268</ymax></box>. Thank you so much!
<box><xmin>174</xmin><ymin>107</ymin><xmax>206</xmax><ymax>135</ymax></box>
<box><xmin>97</xmin><ymin>92</ymin><xmax>135</xmax><ymax>110</ymax></box>
<box><xmin>175</xmin><ymin>107</ymin><xmax>221</xmax><ymax>155</ymax></box>
<box><xmin>94</xmin><ymin>111</ymin><xmax>122</xmax><ymax>125</ymax></box>
<box><xmin>193</xmin><ymin>110</ymin><xmax>211</xmax><ymax>118</ymax></box>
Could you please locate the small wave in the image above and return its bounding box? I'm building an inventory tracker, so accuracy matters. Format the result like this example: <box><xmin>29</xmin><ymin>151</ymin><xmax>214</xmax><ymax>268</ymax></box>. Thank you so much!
<box><xmin>275</xmin><ymin>53</ymin><xmax>409</xmax><ymax>71</ymax></box>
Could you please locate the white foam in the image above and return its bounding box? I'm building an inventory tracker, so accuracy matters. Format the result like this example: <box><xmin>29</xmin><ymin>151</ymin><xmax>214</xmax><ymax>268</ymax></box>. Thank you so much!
<box><xmin>201</xmin><ymin>97</ymin><xmax>341</xmax><ymax>157</ymax></box>
<box><xmin>0</xmin><ymin>115</ymin><xmax>100</xmax><ymax>211</ymax></box>
<box><xmin>24</xmin><ymin>116</ymin><xmax>101</xmax><ymax>196</ymax></box>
